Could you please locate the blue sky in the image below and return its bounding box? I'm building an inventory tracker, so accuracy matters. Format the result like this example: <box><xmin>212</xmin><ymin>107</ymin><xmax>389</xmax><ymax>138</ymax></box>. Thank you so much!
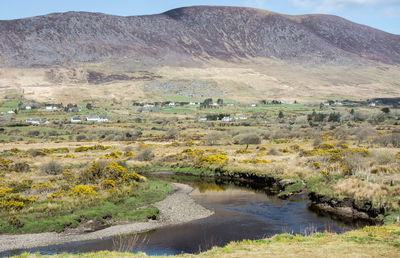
<box><xmin>1</xmin><ymin>0</ymin><xmax>399</xmax><ymax>34</ymax></box>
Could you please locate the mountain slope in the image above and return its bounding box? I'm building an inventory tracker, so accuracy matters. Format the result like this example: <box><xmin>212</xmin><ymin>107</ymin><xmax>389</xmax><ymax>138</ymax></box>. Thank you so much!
<box><xmin>0</xmin><ymin>6</ymin><xmax>399</xmax><ymax>67</ymax></box>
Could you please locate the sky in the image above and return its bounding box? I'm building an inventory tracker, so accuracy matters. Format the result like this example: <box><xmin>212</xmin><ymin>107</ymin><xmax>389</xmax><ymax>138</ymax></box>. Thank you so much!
<box><xmin>0</xmin><ymin>0</ymin><xmax>399</xmax><ymax>34</ymax></box>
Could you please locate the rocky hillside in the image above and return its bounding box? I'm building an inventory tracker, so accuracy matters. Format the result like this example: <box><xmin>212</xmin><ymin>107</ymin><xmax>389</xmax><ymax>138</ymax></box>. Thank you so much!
<box><xmin>0</xmin><ymin>6</ymin><xmax>399</xmax><ymax>67</ymax></box>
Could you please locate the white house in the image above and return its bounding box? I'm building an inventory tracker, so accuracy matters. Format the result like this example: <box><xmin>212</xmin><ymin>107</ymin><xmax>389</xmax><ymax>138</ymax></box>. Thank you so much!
<box><xmin>86</xmin><ymin>116</ymin><xmax>109</xmax><ymax>122</ymax></box>
<box><xmin>369</xmin><ymin>103</ymin><xmax>376</xmax><ymax>107</ymax></box>
<box><xmin>199</xmin><ymin>117</ymin><xmax>207</xmax><ymax>121</ymax></box>
<box><xmin>7</xmin><ymin>110</ymin><xmax>15</xmax><ymax>114</ymax></box>
<box><xmin>71</xmin><ymin>117</ymin><xmax>82</xmax><ymax>123</ymax></box>
<box><xmin>45</xmin><ymin>106</ymin><xmax>57</xmax><ymax>111</ymax></box>
<box><xmin>221</xmin><ymin>116</ymin><xmax>232</xmax><ymax>122</ymax></box>
<box><xmin>168</xmin><ymin>102</ymin><xmax>175</xmax><ymax>106</ymax></box>
<box><xmin>98</xmin><ymin>116</ymin><xmax>109</xmax><ymax>122</ymax></box>
<box><xmin>43</xmin><ymin>120</ymin><xmax>50</xmax><ymax>125</ymax></box>
<box><xmin>234</xmin><ymin>115</ymin><xmax>247</xmax><ymax>120</ymax></box>
<box><xmin>189</xmin><ymin>102</ymin><xmax>196</xmax><ymax>106</ymax></box>
<box><xmin>26</xmin><ymin>118</ymin><xmax>40</xmax><ymax>125</ymax></box>
<box><xmin>25</xmin><ymin>106</ymin><xmax>32</xmax><ymax>110</ymax></box>
<box><xmin>143</xmin><ymin>104</ymin><xmax>155</xmax><ymax>108</ymax></box>
<box><xmin>226</xmin><ymin>103</ymin><xmax>235</xmax><ymax>107</ymax></box>
<box><xmin>250</xmin><ymin>104</ymin><xmax>257</xmax><ymax>107</ymax></box>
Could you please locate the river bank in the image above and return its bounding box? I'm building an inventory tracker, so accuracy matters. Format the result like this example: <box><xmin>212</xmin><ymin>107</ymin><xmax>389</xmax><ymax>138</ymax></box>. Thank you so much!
<box><xmin>0</xmin><ymin>183</ymin><xmax>213</xmax><ymax>253</ymax></box>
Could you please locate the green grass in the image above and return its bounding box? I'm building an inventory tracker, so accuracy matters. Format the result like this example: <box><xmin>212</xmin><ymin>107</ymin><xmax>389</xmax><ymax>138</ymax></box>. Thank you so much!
<box><xmin>163</xmin><ymin>95</ymin><xmax>200</xmax><ymax>102</ymax></box>
<box><xmin>0</xmin><ymin>180</ymin><xmax>172</xmax><ymax>234</ymax></box>
<box><xmin>159</xmin><ymin>107</ymin><xmax>196</xmax><ymax>114</ymax></box>
<box><xmin>277</xmin><ymin>180</ymin><xmax>303</xmax><ymax>198</ymax></box>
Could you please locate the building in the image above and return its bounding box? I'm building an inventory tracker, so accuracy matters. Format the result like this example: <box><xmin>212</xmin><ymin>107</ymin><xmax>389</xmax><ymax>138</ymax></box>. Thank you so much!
<box><xmin>168</xmin><ymin>102</ymin><xmax>175</xmax><ymax>106</ymax></box>
<box><xmin>25</xmin><ymin>106</ymin><xmax>32</xmax><ymax>110</ymax></box>
<box><xmin>199</xmin><ymin>117</ymin><xmax>207</xmax><ymax>121</ymax></box>
<box><xmin>71</xmin><ymin>117</ymin><xmax>82</xmax><ymax>123</ymax></box>
<box><xmin>7</xmin><ymin>110</ymin><xmax>15</xmax><ymax>114</ymax></box>
<box><xmin>226</xmin><ymin>103</ymin><xmax>235</xmax><ymax>107</ymax></box>
<box><xmin>234</xmin><ymin>115</ymin><xmax>247</xmax><ymax>120</ymax></box>
<box><xmin>98</xmin><ymin>116</ymin><xmax>109</xmax><ymax>122</ymax></box>
<box><xmin>221</xmin><ymin>116</ymin><xmax>232</xmax><ymax>122</ymax></box>
<box><xmin>86</xmin><ymin>116</ymin><xmax>109</xmax><ymax>122</ymax></box>
<box><xmin>250</xmin><ymin>104</ymin><xmax>257</xmax><ymax>107</ymax></box>
<box><xmin>26</xmin><ymin>118</ymin><xmax>40</xmax><ymax>125</ymax></box>
<box><xmin>45</xmin><ymin>106</ymin><xmax>57</xmax><ymax>111</ymax></box>
<box><xmin>189</xmin><ymin>102</ymin><xmax>196</xmax><ymax>105</ymax></box>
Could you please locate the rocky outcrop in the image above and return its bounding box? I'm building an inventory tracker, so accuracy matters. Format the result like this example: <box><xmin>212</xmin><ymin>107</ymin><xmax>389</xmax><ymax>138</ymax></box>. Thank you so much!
<box><xmin>0</xmin><ymin>6</ymin><xmax>399</xmax><ymax>67</ymax></box>
<box><xmin>308</xmin><ymin>192</ymin><xmax>385</xmax><ymax>225</ymax></box>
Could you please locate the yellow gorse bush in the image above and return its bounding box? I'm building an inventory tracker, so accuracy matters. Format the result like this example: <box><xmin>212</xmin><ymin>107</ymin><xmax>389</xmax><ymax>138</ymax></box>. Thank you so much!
<box><xmin>199</xmin><ymin>154</ymin><xmax>229</xmax><ymax>165</ymax></box>
<box><xmin>75</xmin><ymin>145</ymin><xmax>111</xmax><ymax>152</ymax></box>
<box><xmin>235</xmin><ymin>149</ymin><xmax>252</xmax><ymax>154</ymax></box>
<box><xmin>239</xmin><ymin>159</ymin><xmax>272</xmax><ymax>164</ymax></box>
<box><xmin>69</xmin><ymin>185</ymin><xmax>97</xmax><ymax>196</ymax></box>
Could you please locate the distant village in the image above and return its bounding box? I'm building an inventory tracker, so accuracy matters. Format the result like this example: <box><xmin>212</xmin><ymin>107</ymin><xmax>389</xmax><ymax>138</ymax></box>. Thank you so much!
<box><xmin>1</xmin><ymin>97</ymin><xmax>395</xmax><ymax>125</ymax></box>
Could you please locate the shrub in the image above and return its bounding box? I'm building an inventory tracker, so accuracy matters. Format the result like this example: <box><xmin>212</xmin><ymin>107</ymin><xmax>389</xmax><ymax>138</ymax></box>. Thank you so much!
<box><xmin>239</xmin><ymin>134</ymin><xmax>261</xmax><ymax>149</ymax></box>
<box><xmin>27</xmin><ymin>130</ymin><xmax>40</xmax><ymax>137</ymax></box>
<box><xmin>41</xmin><ymin>161</ymin><xmax>64</xmax><ymax>175</ymax></box>
<box><xmin>76</xmin><ymin>135</ymin><xmax>87</xmax><ymax>142</ymax></box>
<box><xmin>318</xmin><ymin>143</ymin><xmax>335</xmax><ymax>150</ymax></box>
<box><xmin>136</xmin><ymin>148</ymin><xmax>154</xmax><ymax>161</ymax></box>
<box><xmin>69</xmin><ymin>185</ymin><xmax>97</xmax><ymax>196</ymax></box>
<box><xmin>313</xmin><ymin>138</ymin><xmax>323</xmax><ymax>147</ymax></box>
<box><xmin>12</xmin><ymin>162</ymin><xmax>30</xmax><ymax>173</ymax></box>
<box><xmin>268</xmin><ymin>148</ymin><xmax>279</xmax><ymax>155</ymax></box>
<box><xmin>199</xmin><ymin>154</ymin><xmax>228</xmax><ymax>166</ymax></box>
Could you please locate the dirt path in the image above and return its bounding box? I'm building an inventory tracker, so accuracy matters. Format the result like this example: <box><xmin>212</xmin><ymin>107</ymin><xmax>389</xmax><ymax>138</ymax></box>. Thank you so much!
<box><xmin>0</xmin><ymin>183</ymin><xmax>214</xmax><ymax>253</ymax></box>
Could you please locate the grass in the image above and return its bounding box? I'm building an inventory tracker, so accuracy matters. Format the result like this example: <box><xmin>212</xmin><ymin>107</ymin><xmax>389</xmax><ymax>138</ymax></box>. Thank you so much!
<box><xmin>0</xmin><ymin>180</ymin><xmax>172</xmax><ymax>234</ymax></box>
<box><xmin>159</xmin><ymin>108</ymin><xmax>196</xmax><ymax>114</ymax></box>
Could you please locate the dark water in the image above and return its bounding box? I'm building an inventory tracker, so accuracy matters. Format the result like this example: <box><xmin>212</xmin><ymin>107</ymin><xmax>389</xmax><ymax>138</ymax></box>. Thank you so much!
<box><xmin>4</xmin><ymin>175</ymin><xmax>356</xmax><ymax>256</ymax></box>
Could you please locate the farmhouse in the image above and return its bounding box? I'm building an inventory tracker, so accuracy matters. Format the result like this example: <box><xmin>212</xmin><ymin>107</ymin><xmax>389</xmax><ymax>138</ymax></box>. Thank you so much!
<box><xmin>45</xmin><ymin>105</ymin><xmax>57</xmax><ymax>111</ymax></box>
<box><xmin>234</xmin><ymin>115</ymin><xmax>247</xmax><ymax>120</ymax></box>
<box><xmin>71</xmin><ymin>117</ymin><xmax>82</xmax><ymax>123</ymax></box>
<box><xmin>221</xmin><ymin>116</ymin><xmax>232</xmax><ymax>122</ymax></box>
<box><xmin>86</xmin><ymin>116</ymin><xmax>109</xmax><ymax>122</ymax></box>
<box><xmin>26</xmin><ymin>118</ymin><xmax>40</xmax><ymax>125</ymax></box>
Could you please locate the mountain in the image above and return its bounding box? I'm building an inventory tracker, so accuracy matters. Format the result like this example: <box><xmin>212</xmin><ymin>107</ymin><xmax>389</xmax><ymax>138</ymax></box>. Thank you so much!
<box><xmin>0</xmin><ymin>6</ymin><xmax>399</xmax><ymax>67</ymax></box>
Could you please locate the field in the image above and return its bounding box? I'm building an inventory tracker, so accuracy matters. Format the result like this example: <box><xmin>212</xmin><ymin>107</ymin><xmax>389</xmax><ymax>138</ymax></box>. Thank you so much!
<box><xmin>1</xmin><ymin>88</ymin><xmax>400</xmax><ymax>256</ymax></box>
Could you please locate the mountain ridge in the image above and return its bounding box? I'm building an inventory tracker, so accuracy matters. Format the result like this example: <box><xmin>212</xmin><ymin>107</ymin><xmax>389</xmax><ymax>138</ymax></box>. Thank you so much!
<box><xmin>0</xmin><ymin>6</ymin><xmax>399</xmax><ymax>67</ymax></box>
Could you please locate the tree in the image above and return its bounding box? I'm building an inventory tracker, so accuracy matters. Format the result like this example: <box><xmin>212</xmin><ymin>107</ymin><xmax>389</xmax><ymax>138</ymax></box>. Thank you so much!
<box><xmin>278</xmin><ymin>111</ymin><xmax>284</xmax><ymax>119</ymax></box>
<box><xmin>328</xmin><ymin>112</ymin><xmax>341</xmax><ymax>122</ymax></box>
<box><xmin>381</xmin><ymin>107</ymin><xmax>390</xmax><ymax>114</ymax></box>
<box><xmin>217</xmin><ymin>99</ymin><xmax>224</xmax><ymax>106</ymax></box>
<box><xmin>86</xmin><ymin>103</ymin><xmax>93</xmax><ymax>110</ymax></box>
<box><xmin>240</xmin><ymin>134</ymin><xmax>261</xmax><ymax>149</ymax></box>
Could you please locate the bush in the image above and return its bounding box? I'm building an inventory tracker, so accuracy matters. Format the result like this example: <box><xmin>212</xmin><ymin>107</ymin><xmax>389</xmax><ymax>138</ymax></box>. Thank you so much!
<box><xmin>239</xmin><ymin>134</ymin><xmax>261</xmax><ymax>149</ymax></box>
<box><xmin>12</xmin><ymin>162</ymin><xmax>30</xmax><ymax>173</ymax></box>
<box><xmin>41</xmin><ymin>161</ymin><xmax>64</xmax><ymax>175</ymax></box>
<box><xmin>76</xmin><ymin>135</ymin><xmax>87</xmax><ymax>142</ymax></box>
<box><xmin>27</xmin><ymin>130</ymin><xmax>40</xmax><ymax>137</ymax></box>
<box><xmin>136</xmin><ymin>148</ymin><xmax>154</xmax><ymax>161</ymax></box>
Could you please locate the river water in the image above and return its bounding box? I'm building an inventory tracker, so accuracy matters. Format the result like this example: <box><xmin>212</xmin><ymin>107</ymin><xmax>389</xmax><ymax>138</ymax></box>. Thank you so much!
<box><xmin>5</xmin><ymin>175</ymin><xmax>357</xmax><ymax>256</ymax></box>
